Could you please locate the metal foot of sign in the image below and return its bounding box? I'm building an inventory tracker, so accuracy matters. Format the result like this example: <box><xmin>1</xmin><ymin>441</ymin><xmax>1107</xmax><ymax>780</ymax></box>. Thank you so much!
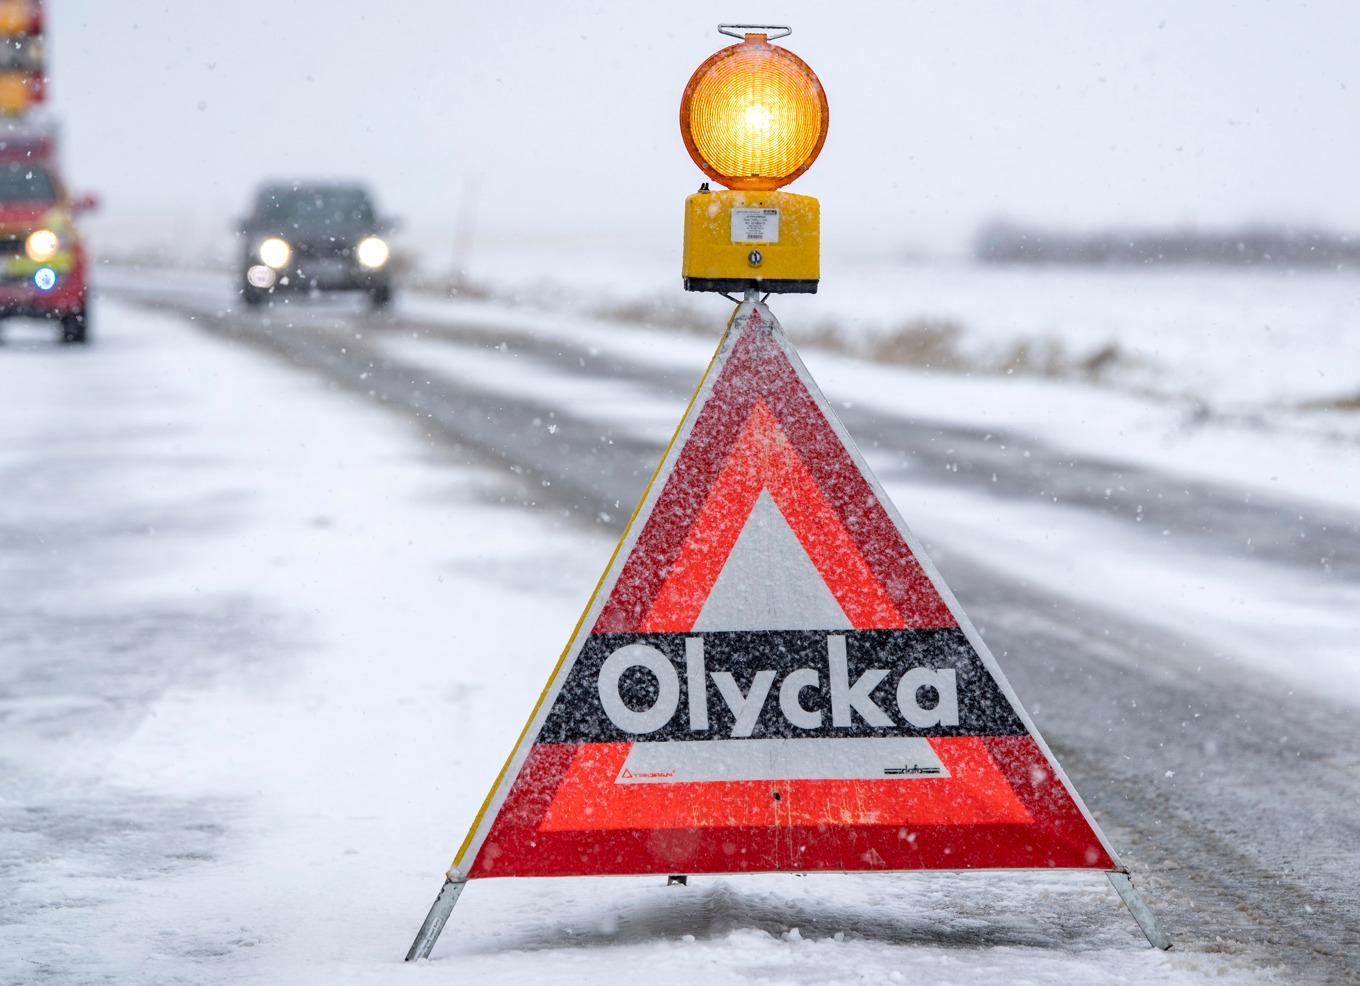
<box><xmin>1107</xmin><ymin>871</ymin><xmax>1173</xmax><ymax>950</ymax></box>
<box><xmin>405</xmin><ymin>877</ymin><xmax>467</xmax><ymax>962</ymax></box>
<box><xmin>405</xmin><ymin>298</ymin><xmax>1163</xmax><ymax>958</ymax></box>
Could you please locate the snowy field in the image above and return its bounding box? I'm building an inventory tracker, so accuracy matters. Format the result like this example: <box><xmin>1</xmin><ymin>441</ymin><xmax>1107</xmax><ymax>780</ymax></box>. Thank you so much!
<box><xmin>0</xmin><ymin>295</ymin><xmax>1299</xmax><ymax>984</ymax></box>
<box><xmin>448</xmin><ymin>243</ymin><xmax>1360</xmax><ymax>426</ymax></box>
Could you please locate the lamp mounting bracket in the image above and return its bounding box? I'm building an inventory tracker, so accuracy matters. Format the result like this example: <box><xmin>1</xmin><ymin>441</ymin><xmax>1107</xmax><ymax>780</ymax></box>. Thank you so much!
<box><xmin>717</xmin><ymin>24</ymin><xmax>791</xmax><ymax>41</ymax></box>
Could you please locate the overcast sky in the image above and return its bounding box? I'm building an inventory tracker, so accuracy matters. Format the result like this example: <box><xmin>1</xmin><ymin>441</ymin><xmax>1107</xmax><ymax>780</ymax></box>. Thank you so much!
<box><xmin>46</xmin><ymin>1</ymin><xmax>1360</xmax><ymax>261</ymax></box>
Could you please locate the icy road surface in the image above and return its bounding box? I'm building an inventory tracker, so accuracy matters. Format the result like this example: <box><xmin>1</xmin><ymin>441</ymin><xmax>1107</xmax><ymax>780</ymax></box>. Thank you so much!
<box><xmin>1</xmin><ymin>274</ymin><xmax>1355</xmax><ymax>983</ymax></box>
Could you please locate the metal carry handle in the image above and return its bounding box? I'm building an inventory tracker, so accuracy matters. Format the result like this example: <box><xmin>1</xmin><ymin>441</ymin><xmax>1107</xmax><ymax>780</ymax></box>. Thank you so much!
<box><xmin>717</xmin><ymin>24</ymin><xmax>791</xmax><ymax>41</ymax></box>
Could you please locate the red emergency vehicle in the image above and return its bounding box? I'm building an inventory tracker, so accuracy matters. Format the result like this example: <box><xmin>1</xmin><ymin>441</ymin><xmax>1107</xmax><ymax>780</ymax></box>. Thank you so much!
<box><xmin>0</xmin><ymin>128</ymin><xmax>94</xmax><ymax>342</ymax></box>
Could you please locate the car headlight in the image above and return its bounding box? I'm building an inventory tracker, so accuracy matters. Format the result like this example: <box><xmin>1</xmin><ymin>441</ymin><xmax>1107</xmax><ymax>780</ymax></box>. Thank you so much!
<box><xmin>356</xmin><ymin>236</ymin><xmax>389</xmax><ymax>269</ymax></box>
<box><xmin>258</xmin><ymin>237</ymin><xmax>291</xmax><ymax>270</ymax></box>
<box><xmin>26</xmin><ymin>228</ymin><xmax>59</xmax><ymax>262</ymax></box>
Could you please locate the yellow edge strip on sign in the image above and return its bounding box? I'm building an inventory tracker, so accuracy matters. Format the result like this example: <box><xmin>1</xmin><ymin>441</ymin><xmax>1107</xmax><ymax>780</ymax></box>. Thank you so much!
<box><xmin>449</xmin><ymin>304</ymin><xmax>743</xmax><ymax>875</ymax></box>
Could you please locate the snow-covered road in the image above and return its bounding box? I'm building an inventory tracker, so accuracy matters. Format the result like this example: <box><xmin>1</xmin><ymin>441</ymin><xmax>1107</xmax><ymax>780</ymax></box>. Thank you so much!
<box><xmin>3</xmin><ymin>272</ymin><xmax>1356</xmax><ymax>983</ymax></box>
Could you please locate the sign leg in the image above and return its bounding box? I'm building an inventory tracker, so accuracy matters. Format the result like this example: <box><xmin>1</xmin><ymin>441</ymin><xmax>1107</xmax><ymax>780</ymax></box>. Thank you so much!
<box><xmin>405</xmin><ymin>877</ymin><xmax>467</xmax><ymax>961</ymax></box>
<box><xmin>1107</xmin><ymin>871</ymin><xmax>1172</xmax><ymax>950</ymax></box>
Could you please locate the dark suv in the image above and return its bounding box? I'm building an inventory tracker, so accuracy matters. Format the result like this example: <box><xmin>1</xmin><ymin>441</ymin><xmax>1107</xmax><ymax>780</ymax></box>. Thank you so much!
<box><xmin>238</xmin><ymin>182</ymin><xmax>394</xmax><ymax>307</ymax></box>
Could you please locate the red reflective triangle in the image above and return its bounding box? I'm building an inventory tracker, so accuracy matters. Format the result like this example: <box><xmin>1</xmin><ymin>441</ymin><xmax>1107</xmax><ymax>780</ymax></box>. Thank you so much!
<box><xmin>595</xmin><ymin>314</ymin><xmax>955</xmax><ymax>634</ymax></box>
<box><xmin>628</xmin><ymin>400</ymin><xmax>918</xmax><ymax>632</ymax></box>
<box><xmin>445</xmin><ymin>302</ymin><xmax>1119</xmax><ymax>883</ymax></box>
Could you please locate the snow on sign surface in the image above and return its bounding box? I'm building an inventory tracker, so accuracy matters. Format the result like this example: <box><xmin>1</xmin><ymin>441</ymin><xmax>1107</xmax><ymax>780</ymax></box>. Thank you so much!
<box><xmin>447</xmin><ymin>299</ymin><xmax>1118</xmax><ymax>884</ymax></box>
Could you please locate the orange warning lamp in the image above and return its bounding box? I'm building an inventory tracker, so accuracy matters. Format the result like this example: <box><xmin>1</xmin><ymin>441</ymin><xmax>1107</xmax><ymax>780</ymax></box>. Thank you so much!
<box><xmin>680</xmin><ymin>29</ymin><xmax>828</xmax><ymax>190</ymax></box>
<box><xmin>681</xmin><ymin>25</ymin><xmax>825</xmax><ymax>294</ymax></box>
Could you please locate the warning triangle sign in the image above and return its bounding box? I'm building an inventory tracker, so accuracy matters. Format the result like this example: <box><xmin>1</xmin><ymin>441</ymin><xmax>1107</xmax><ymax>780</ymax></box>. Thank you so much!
<box><xmin>444</xmin><ymin>300</ymin><xmax>1119</xmax><ymax>884</ymax></box>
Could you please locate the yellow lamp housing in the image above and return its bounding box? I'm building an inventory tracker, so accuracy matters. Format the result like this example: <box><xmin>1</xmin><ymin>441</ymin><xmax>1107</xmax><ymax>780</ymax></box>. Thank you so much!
<box><xmin>680</xmin><ymin>26</ymin><xmax>826</xmax><ymax>294</ymax></box>
<box><xmin>683</xmin><ymin>186</ymin><xmax>819</xmax><ymax>293</ymax></box>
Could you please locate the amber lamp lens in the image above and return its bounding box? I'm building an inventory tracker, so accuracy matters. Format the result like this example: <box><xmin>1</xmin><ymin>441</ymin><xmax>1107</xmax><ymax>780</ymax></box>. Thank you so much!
<box><xmin>680</xmin><ymin>36</ymin><xmax>828</xmax><ymax>190</ymax></box>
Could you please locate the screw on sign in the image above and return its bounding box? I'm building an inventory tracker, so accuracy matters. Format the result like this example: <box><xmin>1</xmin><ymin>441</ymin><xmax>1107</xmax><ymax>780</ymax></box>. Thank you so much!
<box><xmin>405</xmin><ymin>23</ymin><xmax>1172</xmax><ymax>961</ymax></box>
